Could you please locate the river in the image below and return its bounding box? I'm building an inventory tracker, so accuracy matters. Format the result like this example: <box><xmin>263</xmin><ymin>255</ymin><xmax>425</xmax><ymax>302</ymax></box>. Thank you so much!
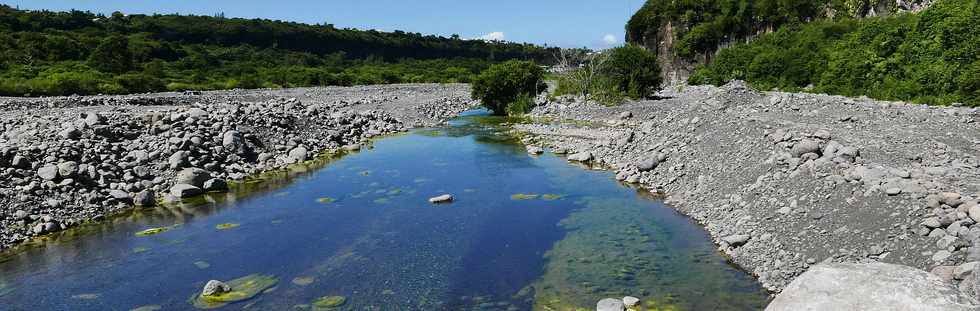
<box><xmin>0</xmin><ymin>110</ymin><xmax>769</xmax><ymax>310</ymax></box>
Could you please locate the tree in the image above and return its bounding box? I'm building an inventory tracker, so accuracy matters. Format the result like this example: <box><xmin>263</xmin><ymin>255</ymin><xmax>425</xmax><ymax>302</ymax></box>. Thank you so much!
<box><xmin>604</xmin><ymin>44</ymin><xmax>662</xmax><ymax>99</ymax></box>
<box><xmin>470</xmin><ymin>60</ymin><xmax>545</xmax><ymax>115</ymax></box>
<box><xmin>88</xmin><ymin>35</ymin><xmax>133</xmax><ymax>73</ymax></box>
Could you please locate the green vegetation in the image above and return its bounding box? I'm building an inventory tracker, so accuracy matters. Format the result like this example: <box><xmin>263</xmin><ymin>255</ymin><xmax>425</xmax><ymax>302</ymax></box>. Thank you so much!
<box><xmin>0</xmin><ymin>5</ymin><xmax>554</xmax><ymax>96</ymax></box>
<box><xmin>215</xmin><ymin>223</ymin><xmax>240</xmax><ymax>230</ymax></box>
<box><xmin>192</xmin><ymin>274</ymin><xmax>278</xmax><ymax>309</ymax></box>
<box><xmin>312</xmin><ymin>295</ymin><xmax>347</xmax><ymax>309</ymax></box>
<box><xmin>627</xmin><ymin>0</ymin><xmax>851</xmax><ymax>59</ymax></box>
<box><xmin>470</xmin><ymin>60</ymin><xmax>546</xmax><ymax>115</ymax></box>
<box><xmin>690</xmin><ymin>0</ymin><xmax>980</xmax><ymax>106</ymax></box>
<box><xmin>554</xmin><ymin>45</ymin><xmax>662</xmax><ymax>105</ymax></box>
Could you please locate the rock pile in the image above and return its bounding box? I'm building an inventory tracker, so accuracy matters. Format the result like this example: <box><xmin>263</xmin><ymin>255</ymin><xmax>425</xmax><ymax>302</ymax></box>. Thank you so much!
<box><xmin>515</xmin><ymin>80</ymin><xmax>980</xmax><ymax>294</ymax></box>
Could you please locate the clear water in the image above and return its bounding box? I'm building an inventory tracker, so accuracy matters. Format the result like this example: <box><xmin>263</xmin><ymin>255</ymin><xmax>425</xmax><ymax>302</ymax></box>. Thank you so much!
<box><xmin>0</xmin><ymin>110</ymin><xmax>769</xmax><ymax>310</ymax></box>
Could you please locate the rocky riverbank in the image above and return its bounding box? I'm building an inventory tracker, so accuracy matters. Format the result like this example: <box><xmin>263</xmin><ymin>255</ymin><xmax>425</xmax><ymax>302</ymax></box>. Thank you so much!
<box><xmin>515</xmin><ymin>81</ymin><xmax>980</xmax><ymax>295</ymax></box>
<box><xmin>0</xmin><ymin>84</ymin><xmax>474</xmax><ymax>251</ymax></box>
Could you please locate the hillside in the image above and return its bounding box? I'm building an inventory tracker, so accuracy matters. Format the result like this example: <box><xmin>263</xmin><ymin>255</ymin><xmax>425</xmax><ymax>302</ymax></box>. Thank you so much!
<box><xmin>625</xmin><ymin>0</ymin><xmax>935</xmax><ymax>83</ymax></box>
<box><xmin>0</xmin><ymin>6</ymin><xmax>554</xmax><ymax>96</ymax></box>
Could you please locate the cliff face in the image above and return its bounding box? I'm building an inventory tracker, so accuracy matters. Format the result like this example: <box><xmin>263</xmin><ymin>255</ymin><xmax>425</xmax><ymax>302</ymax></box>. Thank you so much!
<box><xmin>628</xmin><ymin>0</ymin><xmax>936</xmax><ymax>85</ymax></box>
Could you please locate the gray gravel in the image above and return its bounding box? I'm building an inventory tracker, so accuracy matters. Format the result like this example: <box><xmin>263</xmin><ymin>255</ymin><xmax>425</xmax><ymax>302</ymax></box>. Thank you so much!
<box><xmin>0</xmin><ymin>84</ymin><xmax>474</xmax><ymax>251</ymax></box>
<box><xmin>516</xmin><ymin>81</ymin><xmax>980</xmax><ymax>292</ymax></box>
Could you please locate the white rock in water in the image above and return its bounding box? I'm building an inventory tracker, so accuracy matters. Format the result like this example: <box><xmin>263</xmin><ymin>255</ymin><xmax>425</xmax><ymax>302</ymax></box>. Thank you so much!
<box><xmin>622</xmin><ymin>296</ymin><xmax>640</xmax><ymax>307</ymax></box>
<box><xmin>766</xmin><ymin>263</ymin><xmax>978</xmax><ymax>311</ymax></box>
<box><xmin>597</xmin><ymin>298</ymin><xmax>624</xmax><ymax>311</ymax></box>
<box><xmin>428</xmin><ymin>194</ymin><xmax>453</xmax><ymax>204</ymax></box>
<box><xmin>527</xmin><ymin>146</ymin><xmax>544</xmax><ymax>155</ymax></box>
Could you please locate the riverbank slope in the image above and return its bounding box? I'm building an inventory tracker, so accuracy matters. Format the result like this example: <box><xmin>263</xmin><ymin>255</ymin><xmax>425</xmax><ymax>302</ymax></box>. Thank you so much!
<box><xmin>516</xmin><ymin>81</ymin><xmax>980</xmax><ymax>292</ymax></box>
<box><xmin>0</xmin><ymin>84</ymin><xmax>474</xmax><ymax>251</ymax></box>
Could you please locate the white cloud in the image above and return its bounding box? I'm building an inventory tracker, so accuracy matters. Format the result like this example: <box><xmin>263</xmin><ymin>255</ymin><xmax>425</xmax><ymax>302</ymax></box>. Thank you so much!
<box><xmin>602</xmin><ymin>34</ymin><xmax>619</xmax><ymax>45</ymax></box>
<box><xmin>477</xmin><ymin>31</ymin><xmax>506</xmax><ymax>41</ymax></box>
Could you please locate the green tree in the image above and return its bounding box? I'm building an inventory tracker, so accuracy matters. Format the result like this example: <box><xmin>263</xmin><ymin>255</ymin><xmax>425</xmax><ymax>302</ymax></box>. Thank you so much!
<box><xmin>470</xmin><ymin>60</ymin><xmax>545</xmax><ymax>115</ymax></box>
<box><xmin>88</xmin><ymin>35</ymin><xmax>133</xmax><ymax>73</ymax></box>
<box><xmin>605</xmin><ymin>44</ymin><xmax>662</xmax><ymax>99</ymax></box>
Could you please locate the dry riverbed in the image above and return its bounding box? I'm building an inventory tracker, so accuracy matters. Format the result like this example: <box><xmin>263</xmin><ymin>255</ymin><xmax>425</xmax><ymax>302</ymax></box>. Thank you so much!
<box><xmin>0</xmin><ymin>84</ymin><xmax>474</xmax><ymax>251</ymax></box>
<box><xmin>516</xmin><ymin>81</ymin><xmax>980</xmax><ymax>295</ymax></box>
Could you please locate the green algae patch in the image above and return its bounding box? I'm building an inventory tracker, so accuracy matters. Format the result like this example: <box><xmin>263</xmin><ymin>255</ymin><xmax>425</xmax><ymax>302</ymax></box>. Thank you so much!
<box><xmin>316</xmin><ymin>197</ymin><xmax>337</xmax><ymax>204</ymax></box>
<box><xmin>134</xmin><ymin>224</ymin><xmax>181</xmax><ymax>237</ymax></box>
<box><xmin>194</xmin><ymin>261</ymin><xmax>211</xmax><ymax>269</ymax></box>
<box><xmin>215</xmin><ymin>223</ymin><xmax>240</xmax><ymax>230</ymax></box>
<box><xmin>542</xmin><ymin>194</ymin><xmax>563</xmax><ymax>200</ymax></box>
<box><xmin>312</xmin><ymin>296</ymin><xmax>347</xmax><ymax>309</ymax></box>
<box><xmin>132</xmin><ymin>247</ymin><xmax>149</xmax><ymax>253</ymax></box>
<box><xmin>510</xmin><ymin>193</ymin><xmax>539</xmax><ymax>200</ymax></box>
<box><xmin>528</xmin><ymin>197</ymin><xmax>769</xmax><ymax>311</ymax></box>
<box><xmin>0</xmin><ymin>281</ymin><xmax>11</xmax><ymax>297</ymax></box>
<box><xmin>191</xmin><ymin>274</ymin><xmax>279</xmax><ymax>309</ymax></box>
<box><xmin>292</xmin><ymin>276</ymin><xmax>315</xmax><ymax>286</ymax></box>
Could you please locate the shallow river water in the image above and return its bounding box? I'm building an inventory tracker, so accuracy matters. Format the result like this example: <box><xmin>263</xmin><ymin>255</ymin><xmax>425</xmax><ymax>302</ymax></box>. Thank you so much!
<box><xmin>0</xmin><ymin>111</ymin><xmax>769</xmax><ymax>310</ymax></box>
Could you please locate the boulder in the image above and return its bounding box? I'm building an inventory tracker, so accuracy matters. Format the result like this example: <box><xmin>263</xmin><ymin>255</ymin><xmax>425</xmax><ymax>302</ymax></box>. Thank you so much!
<box><xmin>168</xmin><ymin>151</ymin><xmax>189</xmax><ymax>169</ymax></box>
<box><xmin>790</xmin><ymin>139</ymin><xmax>822</xmax><ymax>157</ymax></box>
<box><xmin>222</xmin><ymin>130</ymin><xmax>246</xmax><ymax>154</ymax></box>
<box><xmin>622</xmin><ymin>296</ymin><xmax>640</xmax><ymax>307</ymax></box>
<box><xmin>203</xmin><ymin>178</ymin><xmax>228</xmax><ymax>192</ymax></box>
<box><xmin>176</xmin><ymin>168</ymin><xmax>212</xmax><ymax>188</ymax></box>
<box><xmin>766</xmin><ymin>263</ymin><xmax>978</xmax><ymax>311</ymax></box>
<box><xmin>428</xmin><ymin>194</ymin><xmax>453</xmax><ymax>204</ymax></box>
<box><xmin>637</xmin><ymin>157</ymin><xmax>660</xmax><ymax>172</ymax></box>
<box><xmin>201</xmin><ymin>280</ymin><xmax>231</xmax><ymax>297</ymax></box>
<box><xmin>37</xmin><ymin>165</ymin><xmax>59</xmax><ymax>181</ymax></box>
<box><xmin>134</xmin><ymin>190</ymin><xmax>156</xmax><ymax>207</ymax></box>
<box><xmin>527</xmin><ymin>146</ymin><xmax>544</xmax><ymax>155</ymax></box>
<box><xmin>597</xmin><ymin>298</ymin><xmax>625</xmax><ymax>311</ymax></box>
<box><xmin>567</xmin><ymin>151</ymin><xmax>593</xmax><ymax>162</ymax></box>
<box><xmin>170</xmin><ymin>184</ymin><xmax>203</xmax><ymax>198</ymax></box>
<box><xmin>57</xmin><ymin>161</ymin><xmax>78</xmax><ymax>179</ymax></box>
<box><xmin>722</xmin><ymin>234</ymin><xmax>751</xmax><ymax>247</ymax></box>
<box><xmin>288</xmin><ymin>147</ymin><xmax>309</xmax><ymax>163</ymax></box>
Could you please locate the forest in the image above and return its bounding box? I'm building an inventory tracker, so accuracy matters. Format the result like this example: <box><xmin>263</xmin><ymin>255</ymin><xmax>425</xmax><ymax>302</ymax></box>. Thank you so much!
<box><xmin>688</xmin><ymin>0</ymin><xmax>979</xmax><ymax>106</ymax></box>
<box><xmin>0</xmin><ymin>5</ymin><xmax>555</xmax><ymax>96</ymax></box>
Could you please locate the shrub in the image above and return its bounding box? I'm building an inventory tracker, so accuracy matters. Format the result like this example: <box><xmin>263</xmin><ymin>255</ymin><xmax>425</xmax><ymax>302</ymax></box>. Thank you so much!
<box><xmin>471</xmin><ymin>60</ymin><xmax>545</xmax><ymax>115</ymax></box>
<box><xmin>604</xmin><ymin>44</ymin><xmax>662</xmax><ymax>99</ymax></box>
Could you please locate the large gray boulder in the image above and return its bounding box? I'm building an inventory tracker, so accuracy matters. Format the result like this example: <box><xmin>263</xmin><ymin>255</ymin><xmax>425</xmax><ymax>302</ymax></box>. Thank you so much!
<box><xmin>170</xmin><ymin>184</ymin><xmax>203</xmax><ymax>198</ymax></box>
<box><xmin>567</xmin><ymin>151</ymin><xmax>593</xmax><ymax>162</ymax></box>
<box><xmin>766</xmin><ymin>263</ymin><xmax>978</xmax><ymax>311</ymax></box>
<box><xmin>176</xmin><ymin>168</ymin><xmax>212</xmax><ymax>188</ymax></box>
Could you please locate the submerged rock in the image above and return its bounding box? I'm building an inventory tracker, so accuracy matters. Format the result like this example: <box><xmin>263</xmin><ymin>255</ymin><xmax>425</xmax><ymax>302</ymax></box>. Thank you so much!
<box><xmin>192</xmin><ymin>274</ymin><xmax>278</xmax><ymax>309</ymax></box>
<box><xmin>312</xmin><ymin>295</ymin><xmax>347</xmax><ymax>309</ymax></box>
<box><xmin>597</xmin><ymin>298</ymin><xmax>625</xmax><ymax>311</ymax></box>
<box><xmin>429</xmin><ymin>194</ymin><xmax>453</xmax><ymax>204</ymax></box>
<box><xmin>201</xmin><ymin>280</ymin><xmax>231</xmax><ymax>297</ymax></box>
<box><xmin>766</xmin><ymin>263</ymin><xmax>978</xmax><ymax>311</ymax></box>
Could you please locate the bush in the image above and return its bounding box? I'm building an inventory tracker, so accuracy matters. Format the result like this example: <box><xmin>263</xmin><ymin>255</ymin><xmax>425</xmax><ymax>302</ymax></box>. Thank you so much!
<box><xmin>604</xmin><ymin>44</ymin><xmax>662</xmax><ymax>99</ymax></box>
<box><xmin>471</xmin><ymin>60</ymin><xmax>545</xmax><ymax>115</ymax></box>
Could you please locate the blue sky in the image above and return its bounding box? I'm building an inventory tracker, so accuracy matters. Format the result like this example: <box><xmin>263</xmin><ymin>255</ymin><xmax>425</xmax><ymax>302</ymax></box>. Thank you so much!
<box><xmin>4</xmin><ymin>0</ymin><xmax>645</xmax><ymax>49</ymax></box>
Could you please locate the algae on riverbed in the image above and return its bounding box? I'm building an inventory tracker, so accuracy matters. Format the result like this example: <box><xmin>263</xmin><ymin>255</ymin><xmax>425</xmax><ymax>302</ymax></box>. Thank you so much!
<box><xmin>530</xmin><ymin>197</ymin><xmax>769</xmax><ymax>311</ymax></box>
<box><xmin>215</xmin><ymin>223</ymin><xmax>240</xmax><ymax>230</ymax></box>
<box><xmin>191</xmin><ymin>274</ymin><xmax>278</xmax><ymax>309</ymax></box>
<box><xmin>312</xmin><ymin>295</ymin><xmax>347</xmax><ymax>309</ymax></box>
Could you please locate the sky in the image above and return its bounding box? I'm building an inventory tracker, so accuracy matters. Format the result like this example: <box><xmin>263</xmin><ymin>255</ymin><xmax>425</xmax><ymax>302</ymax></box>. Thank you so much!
<box><xmin>3</xmin><ymin>0</ymin><xmax>646</xmax><ymax>49</ymax></box>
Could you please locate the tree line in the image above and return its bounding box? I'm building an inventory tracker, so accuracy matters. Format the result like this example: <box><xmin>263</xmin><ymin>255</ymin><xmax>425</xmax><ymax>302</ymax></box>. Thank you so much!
<box><xmin>0</xmin><ymin>5</ymin><xmax>556</xmax><ymax>96</ymax></box>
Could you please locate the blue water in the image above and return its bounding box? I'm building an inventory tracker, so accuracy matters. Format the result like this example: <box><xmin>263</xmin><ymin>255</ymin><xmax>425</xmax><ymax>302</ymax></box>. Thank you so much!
<box><xmin>0</xmin><ymin>110</ymin><xmax>768</xmax><ymax>310</ymax></box>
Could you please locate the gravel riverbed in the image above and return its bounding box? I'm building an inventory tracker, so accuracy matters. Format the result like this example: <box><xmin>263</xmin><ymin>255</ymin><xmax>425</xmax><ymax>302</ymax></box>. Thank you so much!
<box><xmin>516</xmin><ymin>81</ymin><xmax>980</xmax><ymax>293</ymax></box>
<box><xmin>0</xmin><ymin>84</ymin><xmax>474</xmax><ymax>251</ymax></box>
